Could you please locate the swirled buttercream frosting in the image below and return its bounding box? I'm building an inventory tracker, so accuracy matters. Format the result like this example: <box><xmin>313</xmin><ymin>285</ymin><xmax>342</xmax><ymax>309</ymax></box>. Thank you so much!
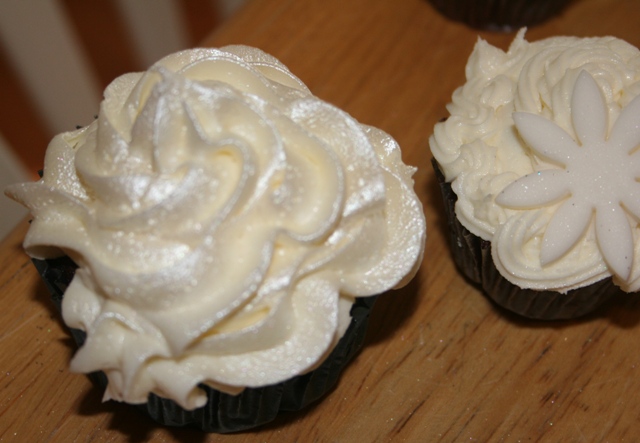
<box><xmin>5</xmin><ymin>46</ymin><xmax>425</xmax><ymax>409</ymax></box>
<box><xmin>430</xmin><ymin>29</ymin><xmax>640</xmax><ymax>293</ymax></box>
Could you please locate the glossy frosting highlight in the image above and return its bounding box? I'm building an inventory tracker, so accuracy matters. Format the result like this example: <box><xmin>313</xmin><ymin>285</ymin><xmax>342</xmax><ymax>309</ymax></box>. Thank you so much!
<box><xmin>6</xmin><ymin>46</ymin><xmax>425</xmax><ymax>409</ymax></box>
<box><xmin>430</xmin><ymin>30</ymin><xmax>640</xmax><ymax>293</ymax></box>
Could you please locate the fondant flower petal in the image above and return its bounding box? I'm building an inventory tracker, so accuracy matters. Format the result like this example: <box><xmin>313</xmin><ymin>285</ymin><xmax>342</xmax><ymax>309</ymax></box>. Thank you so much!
<box><xmin>513</xmin><ymin>112</ymin><xmax>579</xmax><ymax>165</ymax></box>
<box><xmin>622</xmin><ymin>186</ymin><xmax>640</xmax><ymax>220</ymax></box>
<box><xmin>571</xmin><ymin>70</ymin><xmax>608</xmax><ymax>147</ymax></box>
<box><xmin>608</xmin><ymin>93</ymin><xmax>640</xmax><ymax>154</ymax></box>
<box><xmin>595</xmin><ymin>203</ymin><xmax>633</xmax><ymax>280</ymax></box>
<box><xmin>495</xmin><ymin>169</ymin><xmax>570</xmax><ymax>209</ymax></box>
<box><xmin>540</xmin><ymin>198</ymin><xmax>592</xmax><ymax>266</ymax></box>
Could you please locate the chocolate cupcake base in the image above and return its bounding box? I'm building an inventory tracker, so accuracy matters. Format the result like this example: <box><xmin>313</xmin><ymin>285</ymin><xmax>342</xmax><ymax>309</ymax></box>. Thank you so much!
<box><xmin>427</xmin><ymin>0</ymin><xmax>572</xmax><ymax>32</ymax></box>
<box><xmin>433</xmin><ymin>159</ymin><xmax>620</xmax><ymax>320</ymax></box>
<box><xmin>32</xmin><ymin>256</ymin><xmax>376</xmax><ymax>433</ymax></box>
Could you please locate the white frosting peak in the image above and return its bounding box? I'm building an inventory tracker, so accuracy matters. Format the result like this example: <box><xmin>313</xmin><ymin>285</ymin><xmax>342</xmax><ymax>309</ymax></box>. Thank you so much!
<box><xmin>6</xmin><ymin>46</ymin><xmax>425</xmax><ymax>409</ymax></box>
<box><xmin>430</xmin><ymin>29</ymin><xmax>640</xmax><ymax>292</ymax></box>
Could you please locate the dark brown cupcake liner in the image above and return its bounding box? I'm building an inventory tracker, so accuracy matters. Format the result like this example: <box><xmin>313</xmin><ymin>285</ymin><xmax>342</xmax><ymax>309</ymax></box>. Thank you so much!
<box><xmin>427</xmin><ymin>0</ymin><xmax>572</xmax><ymax>32</ymax></box>
<box><xmin>32</xmin><ymin>256</ymin><xmax>376</xmax><ymax>433</ymax></box>
<box><xmin>432</xmin><ymin>159</ymin><xmax>620</xmax><ymax>320</ymax></box>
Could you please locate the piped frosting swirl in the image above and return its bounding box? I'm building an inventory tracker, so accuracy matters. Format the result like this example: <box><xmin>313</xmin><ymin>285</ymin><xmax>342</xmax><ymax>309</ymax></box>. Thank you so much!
<box><xmin>6</xmin><ymin>46</ymin><xmax>425</xmax><ymax>409</ymax></box>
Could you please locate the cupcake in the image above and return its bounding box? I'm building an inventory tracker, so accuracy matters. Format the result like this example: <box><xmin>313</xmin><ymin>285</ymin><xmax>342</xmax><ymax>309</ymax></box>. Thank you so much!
<box><xmin>430</xmin><ymin>29</ymin><xmax>640</xmax><ymax>319</ymax></box>
<box><xmin>5</xmin><ymin>46</ymin><xmax>426</xmax><ymax>432</ymax></box>
<box><xmin>428</xmin><ymin>0</ymin><xmax>572</xmax><ymax>32</ymax></box>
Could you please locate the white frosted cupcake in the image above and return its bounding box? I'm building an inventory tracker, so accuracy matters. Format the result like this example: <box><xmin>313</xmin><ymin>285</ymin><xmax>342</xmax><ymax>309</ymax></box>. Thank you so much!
<box><xmin>431</xmin><ymin>30</ymin><xmax>640</xmax><ymax>319</ymax></box>
<box><xmin>6</xmin><ymin>46</ymin><xmax>426</xmax><ymax>432</ymax></box>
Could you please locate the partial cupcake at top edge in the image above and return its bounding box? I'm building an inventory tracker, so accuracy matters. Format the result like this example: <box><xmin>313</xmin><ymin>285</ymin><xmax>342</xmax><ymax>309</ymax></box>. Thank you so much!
<box><xmin>4</xmin><ymin>45</ymin><xmax>426</xmax><ymax>432</ymax></box>
<box><xmin>430</xmin><ymin>29</ymin><xmax>640</xmax><ymax>320</ymax></box>
<box><xmin>428</xmin><ymin>0</ymin><xmax>573</xmax><ymax>32</ymax></box>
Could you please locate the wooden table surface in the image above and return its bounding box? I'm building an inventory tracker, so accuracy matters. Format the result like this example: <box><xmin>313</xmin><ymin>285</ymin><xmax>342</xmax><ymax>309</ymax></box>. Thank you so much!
<box><xmin>3</xmin><ymin>0</ymin><xmax>640</xmax><ymax>441</ymax></box>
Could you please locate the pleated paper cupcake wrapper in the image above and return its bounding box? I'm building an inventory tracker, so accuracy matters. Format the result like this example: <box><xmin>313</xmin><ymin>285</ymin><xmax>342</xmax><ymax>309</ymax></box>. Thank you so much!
<box><xmin>432</xmin><ymin>159</ymin><xmax>619</xmax><ymax>320</ymax></box>
<box><xmin>427</xmin><ymin>0</ymin><xmax>572</xmax><ymax>31</ymax></box>
<box><xmin>32</xmin><ymin>256</ymin><xmax>376</xmax><ymax>433</ymax></box>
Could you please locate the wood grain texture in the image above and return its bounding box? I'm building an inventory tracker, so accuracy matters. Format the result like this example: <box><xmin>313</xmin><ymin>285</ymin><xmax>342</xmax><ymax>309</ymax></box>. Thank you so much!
<box><xmin>2</xmin><ymin>0</ymin><xmax>640</xmax><ymax>441</ymax></box>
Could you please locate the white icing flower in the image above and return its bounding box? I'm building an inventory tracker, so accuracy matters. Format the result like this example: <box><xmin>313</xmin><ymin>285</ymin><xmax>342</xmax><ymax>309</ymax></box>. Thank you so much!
<box><xmin>431</xmin><ymin>31</ymin><xmax>640</xmax><ymax>292</ymax></box>
<box><xmin>497</xmin><ymin>70</ymin><xmax>640</xmax><ymax>282</ymax></box>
